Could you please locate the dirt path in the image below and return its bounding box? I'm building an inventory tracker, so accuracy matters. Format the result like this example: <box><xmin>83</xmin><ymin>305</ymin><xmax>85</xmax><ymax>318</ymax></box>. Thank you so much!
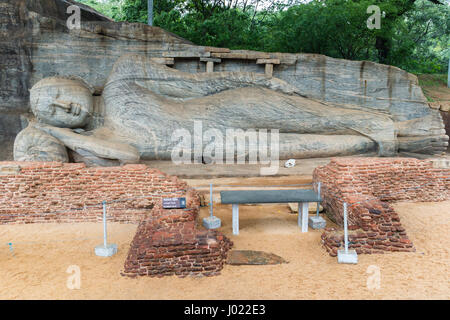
<box><xmin>0</xmin><ymin>200</ymin><xmax>448</xmax><ymax>300</ymax></box>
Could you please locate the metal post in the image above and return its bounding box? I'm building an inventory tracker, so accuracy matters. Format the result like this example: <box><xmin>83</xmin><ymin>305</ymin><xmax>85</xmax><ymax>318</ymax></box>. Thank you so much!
<box><xmin>232</xmin><ymin>204</ymin><xmax>239</xmax><ymax>235</ymax></box>
<box><xmin>102</xmin><ymin>201</ymin><xmax>107</xmax><ymax>247</ymax></box>
<box><xmin>148</xmin><ymin>0</ymin><xmax>153</xmax><ymax>26</ymax></box>
<box><xmin>95</xmin><ymin>200</ymin><xmax>117</xmax><ymax>257</ymax></box>
<box><xmin>210</xmin><ymin>183</ymin><xmax>213</xmax><ymax>218</ymax></box>
<box><xmin>316</xmin><ymin>182</ymin><xmax>321</xmax><ymax>217</ymax></box>
<box><xmin>343</xmin><ymin>202</ymin><xmax>349</xmax><ymax>253</ymax></box>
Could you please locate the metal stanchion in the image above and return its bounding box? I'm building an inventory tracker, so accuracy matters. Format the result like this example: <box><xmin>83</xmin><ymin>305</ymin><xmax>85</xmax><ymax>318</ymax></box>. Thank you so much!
<box><xmin>308</xmin><ymin>181</ymin><xmax>326</xmax><ymax>229</ymax></box>
<box><xmin>337</xmin><ymin>202</ymin><xmax>358</xmax><ymax>264</ymax></box>
<box><xmin>95</xmin><ymin>201</ymin><xmax>118</xmax><ymax>257</ymax></box>
<box><xmin>202</xmin><ymin>184</ymin><xmax>221</xmax><ymax>229</ymax></box>
<box><xmin>316</xmin><ymin>182</ymin><xmax>321</xmax><ymax>217</ymax></box>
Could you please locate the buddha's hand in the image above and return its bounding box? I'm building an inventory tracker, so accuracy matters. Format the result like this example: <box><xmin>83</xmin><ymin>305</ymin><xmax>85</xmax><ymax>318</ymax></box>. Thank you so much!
<box><xmin>51</xmin><ymin>100</ymin><xmax>83</xmax><ymax>116</ymax></box>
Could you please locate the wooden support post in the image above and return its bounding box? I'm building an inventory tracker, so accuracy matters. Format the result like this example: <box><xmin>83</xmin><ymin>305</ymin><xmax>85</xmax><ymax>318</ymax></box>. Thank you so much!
<box><xmin>232</xmin><ymin>204</ymin><xmax>239</xmax><ymax>235</ymax></box>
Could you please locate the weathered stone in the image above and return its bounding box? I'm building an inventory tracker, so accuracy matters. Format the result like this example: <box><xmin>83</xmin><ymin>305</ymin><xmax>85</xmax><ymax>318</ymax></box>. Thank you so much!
<box><xmin>69</xmin><ymin>148</ymin><xmax>120</xmax><ymax>167</ymax></box>
<box><xmin>203</xmin><ymin>46</ymin><xmax>230</xmax><ymax>53</ymax></box>
<box><xmin>163</xmin><ymin>50</ymin><xmax>210</xmax><ymax>58</ymax></box>
<box><xmin>2</xmin><ymin>0</ymin><xmax>448</xmax><ymax>161</ymax></box>
<box><xmin>211</xmin><ymin>51</ymin><xmax>270</xmax><ymax>59</ymax></box>
<box><xmin>0</xmin><ymin>164</ymin><xmax>21</xmax><ymax>175</ymax></box>
<box><xmin>256</xmin><ymin>58</ymin><xmax>280</xmax><ymax>64</ymax></box>
<box><xmin>265</xmin><ymin>63</ymin><xmax>274</xmax><ymax>77</ymax></box>
<box><xmin>200</xmin><ymin>57</ymin><xmax>222</xmax><ymax>63</ymax></box>
<box><xmin>308</xmin><ymin>216</ymin><xmax>327</xmax><ymax>229</ymax></box>
<box><xmin>203</xmin><ymin>216</ymin><xmax>222</xmax><ymax>229</ymax></box>
<box><xmin>226</xmin><ymin>250</ymin><xmax>288</xmax><ymax>265</ymax></box>
<box><xmin>429</xmin><ymin>102</ymin><xmax>441</xmax><ymax>110</ymax></box>
<box><xmin>440</xmin><ymin>103</ymin><xmax>450</xmax><ymax>112</ymax></box>
<box><xmin>206</xmin><ymin>61</ymin><xmax>214</xmax><ymax>73</ymax></box>
<box><xmin>150</xmin><ymin>57</ymin><xmax>175</xmax><ymax>65</ymax></box>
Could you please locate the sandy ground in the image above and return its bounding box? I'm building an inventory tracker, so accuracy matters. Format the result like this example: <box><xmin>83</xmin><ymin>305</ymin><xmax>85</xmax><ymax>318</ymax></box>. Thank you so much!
<box><xmin>0</xmin><ymin>200</ymin><xmax>448</xmax><ymax>300</ymax></box>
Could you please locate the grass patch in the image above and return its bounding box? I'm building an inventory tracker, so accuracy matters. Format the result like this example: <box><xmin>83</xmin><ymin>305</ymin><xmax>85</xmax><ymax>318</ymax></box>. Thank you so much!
<box><xmin>417</xmin><ymin>73</ymin><xmax>448</xmax><ymax>87</ymax></box>
<box><xmin>417</xmin><ymin>73</ymin><xmax>448</xmax><ymax>102</ymax></box>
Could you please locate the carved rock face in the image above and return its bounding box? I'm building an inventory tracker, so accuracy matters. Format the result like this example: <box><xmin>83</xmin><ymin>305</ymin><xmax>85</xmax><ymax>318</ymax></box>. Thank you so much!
<box><xmin>30</xmin><ymin>77</ymin><xmax>94</xmax><ymax>128</ymax></box>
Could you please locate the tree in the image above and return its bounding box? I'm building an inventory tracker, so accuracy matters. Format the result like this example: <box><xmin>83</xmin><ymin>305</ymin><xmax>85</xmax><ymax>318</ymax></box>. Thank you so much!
<box><xmin>78</xmin><ymin>0</ymin><xmax>449</xmax><ymax>74</ymax></box>
<box><xmin>368</xmin><ymin>0</ymin><xmax>444</xmax><ymax>64</ymax></box>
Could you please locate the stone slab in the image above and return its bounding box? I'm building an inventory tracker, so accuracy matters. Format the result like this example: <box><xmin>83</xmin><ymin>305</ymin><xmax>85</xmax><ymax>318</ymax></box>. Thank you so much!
<box><xmin>200</xmin><ymin>57</ymin><xmax>222</xmax><ymax>63</ymax></box>
<box><xmin>95</xmin><ymin>244</ymin><xmax>118</xmax><ymax>257</ymax></box>
<box><xmin>203</xmin><ymin>46</ymin><xmax>230</xmax><ymax>53</ymax></box>
<box><xmin>163</xmin><ymin>51</ymin><xmax>210</xmax><ymax>58</ymax></box>
<box><xmin>256</xmin><ymin>58</ymin><xmax>280</xmax><ymax>64</ymax></box>
<box><xmin>211</xmin><ymin>52</ymin><xmax>270</xmax><ymax>60</ymax></box>
<box><xmin>203</xmin><ymin>216</ymin><xmax>222</xmax><ymax>229</ymax></box>
<box><xmin>226</xmin><ymin>250</ymin><xmax>288</xmax><ymax>265</ymax></box>
<box><xmin>337</xmin><ymin>249</ymin><xmax>358</xmax><ymax>264</ymax></box>
<box><xmin>308</xmin><ymin>216</ymin><xmax>327</xmax><ymax>229</ymax></box>
<box><xmin>150</xmin><ymin>57</ymin><xmax>174</xmax><ymax>65</ymax></box>
<box><xmin>221</xmin><ymin>189</ymin><xmax>321</xmax><ymax>204</ymax></box>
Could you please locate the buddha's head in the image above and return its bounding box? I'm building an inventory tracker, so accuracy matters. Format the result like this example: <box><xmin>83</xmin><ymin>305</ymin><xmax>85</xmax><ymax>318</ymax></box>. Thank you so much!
<box><xmin>30</xmin><ymin>77</ymin><xmax>94</xmax><ymax>128</ymax></box>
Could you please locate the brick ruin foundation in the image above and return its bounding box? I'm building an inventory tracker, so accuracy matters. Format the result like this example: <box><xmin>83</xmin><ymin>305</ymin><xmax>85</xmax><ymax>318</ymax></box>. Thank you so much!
<box><xmin>313</xmin><ymin>158</ymin><xmax>450</xmax><ymax>256</ymax></box>
<box><xmin>121</xmin><ymin>206</ymin><xmax>232</xmax><ymax>277</ymax></box>
<box><xmin>0</xmin><ymin>161</ymin><xmax>232</xmax><ymax>277</ymax></box>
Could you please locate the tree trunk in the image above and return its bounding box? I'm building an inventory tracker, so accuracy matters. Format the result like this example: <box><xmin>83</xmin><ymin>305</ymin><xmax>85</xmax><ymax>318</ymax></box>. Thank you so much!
<box><xmin>375</xmin><ymin>36</ymin><xmax>390</xmax><ymax>64</ymax></box>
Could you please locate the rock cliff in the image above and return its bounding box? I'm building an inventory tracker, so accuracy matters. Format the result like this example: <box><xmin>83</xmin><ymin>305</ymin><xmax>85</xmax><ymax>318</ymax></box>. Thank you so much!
<box><xmin>0</xmin><ymin>0</ymin><xmax>446</xmax><ymax>160</ymax></box>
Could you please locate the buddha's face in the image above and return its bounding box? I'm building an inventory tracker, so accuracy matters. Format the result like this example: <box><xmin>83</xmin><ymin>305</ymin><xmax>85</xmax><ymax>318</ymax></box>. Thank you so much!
<box><xmin>30</xmin><ymin>78</ymin><xmax>93</xmax><ymax>128</ymax></box>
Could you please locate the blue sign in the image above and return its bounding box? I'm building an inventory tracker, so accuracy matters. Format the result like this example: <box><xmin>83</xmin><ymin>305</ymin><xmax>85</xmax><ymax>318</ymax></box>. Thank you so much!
<box><xmin>162</xmin><ymin>197</ymin><xmax>186</xmax><ymax>209</ymax></box>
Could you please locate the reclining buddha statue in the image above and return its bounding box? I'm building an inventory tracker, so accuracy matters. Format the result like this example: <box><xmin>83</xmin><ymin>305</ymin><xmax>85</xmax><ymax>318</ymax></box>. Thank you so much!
<box><xmin>14</xmin><ymin>54</ymin><xmax>448</xmax><ymax>166</ymax></box>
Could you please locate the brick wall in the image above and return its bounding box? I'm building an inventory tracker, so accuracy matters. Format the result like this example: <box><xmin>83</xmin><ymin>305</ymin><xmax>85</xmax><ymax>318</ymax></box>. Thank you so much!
<box><xmin>0</xmin><ymin>161</ymin><xmax>197</xmax><ymax>224</ymax></box>
<box><xmin>121</xmin><ymin>205</ymin><xmax>233</xmax><ymax>278</ymax></box>
<box><xmin>0</xmin><ymin>161</ymin><xmax>232</xmax><ymax>277</ymax></box>
<box><xmin>313</xmin><ymin>158</ymin><xmax>450</xmax><ymax>256</ymax></box>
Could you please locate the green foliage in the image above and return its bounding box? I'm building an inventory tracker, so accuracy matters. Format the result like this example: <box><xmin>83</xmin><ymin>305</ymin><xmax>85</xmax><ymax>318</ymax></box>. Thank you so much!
<box><xmin>78</xmin><ymin>0</ymin><xmax>124</xmax><ymax>20</ymax></box>
<box><xmin>266</xmin><ymin>0</ymin><xmax>378</xmax><ymax>60</ymax></box>
<box><xmin>78</xmin><ymin>0</ymin><xmax>449</xmax><ymax>74</ymax></box>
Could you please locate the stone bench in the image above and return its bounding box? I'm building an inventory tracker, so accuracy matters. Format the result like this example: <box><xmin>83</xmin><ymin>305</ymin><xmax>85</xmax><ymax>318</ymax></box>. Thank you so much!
<box><xmin>220</xmin><ymin>189</ymin><xmax>322</xmax><ymax>235</ymax></box>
